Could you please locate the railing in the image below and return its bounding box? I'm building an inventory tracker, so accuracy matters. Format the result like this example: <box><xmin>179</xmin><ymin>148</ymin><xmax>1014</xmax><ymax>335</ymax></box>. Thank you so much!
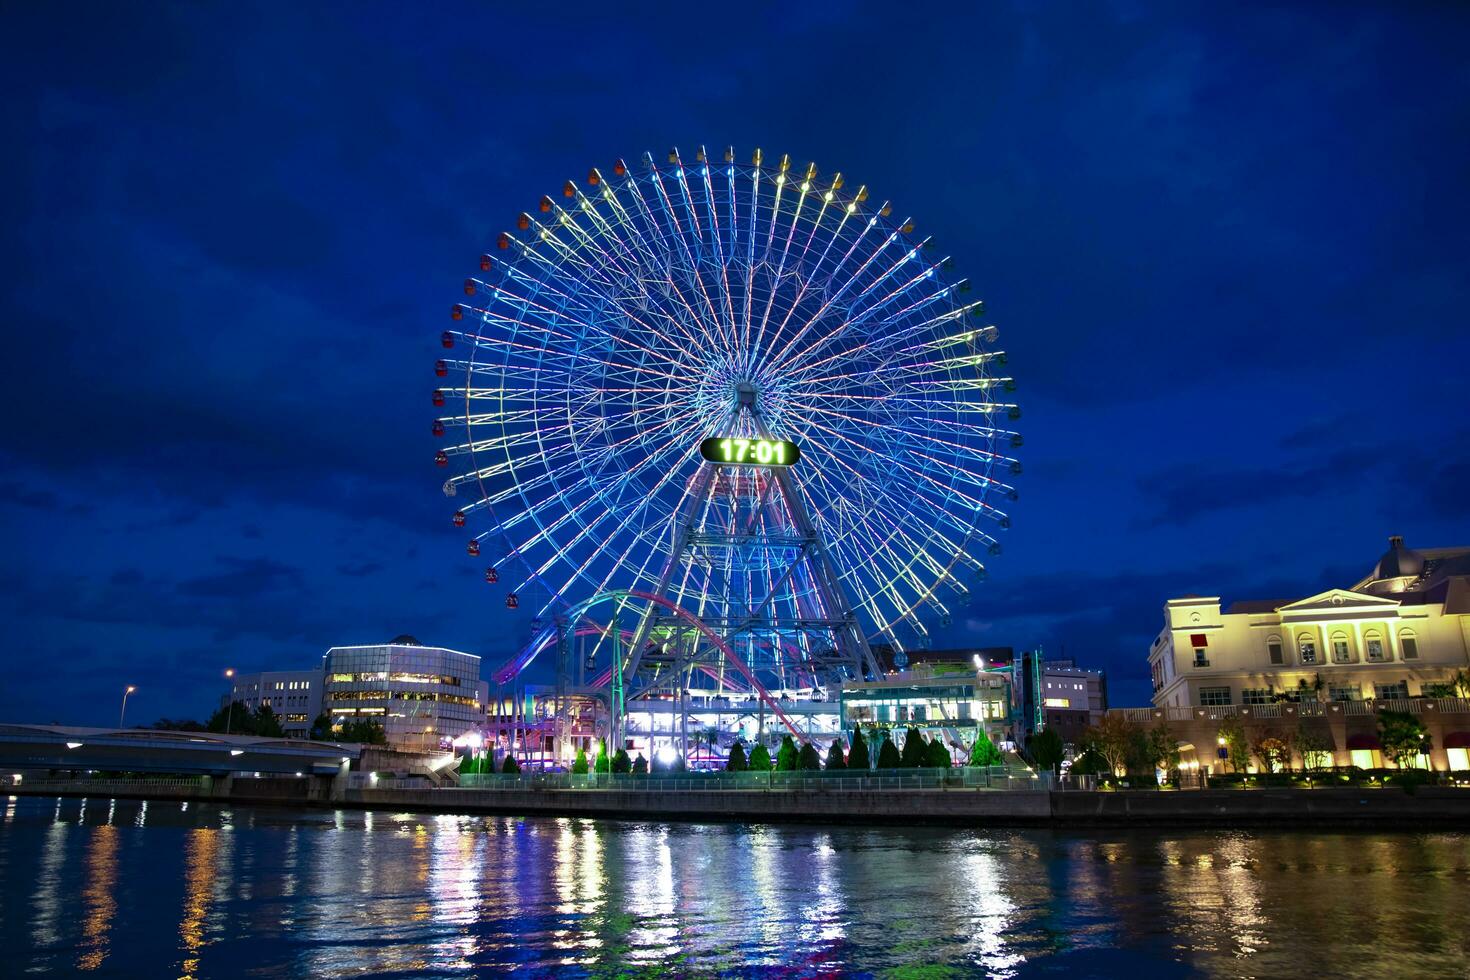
<box><xmin>1111</xmin><ymin>697</ymin><xmax>1470</xmax><ymax>724</ymax></box>
<box><xmin>450</xmin><ymin>766</ymin><xmax>1045</xmax><ymax>792</ymax></box>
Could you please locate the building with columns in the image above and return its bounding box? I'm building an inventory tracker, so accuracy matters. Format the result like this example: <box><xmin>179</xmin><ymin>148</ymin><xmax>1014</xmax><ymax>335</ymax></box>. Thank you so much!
<box><xmin>1126</xmin><ymin>536</ymin><xmax>1470</xmax><ymax>771</ymax></box>
<box><xmin>1151</xmin><ymin>537</ymin><xmax>1470</xmax><ymax>710</ymax></box>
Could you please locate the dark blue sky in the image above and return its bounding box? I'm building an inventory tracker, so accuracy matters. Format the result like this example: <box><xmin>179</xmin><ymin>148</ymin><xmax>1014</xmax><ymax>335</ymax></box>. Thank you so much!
<box><xmin>3</xmin><ymin>3</ymin><xmax>1467</xmax><ymax>724</ymax></box>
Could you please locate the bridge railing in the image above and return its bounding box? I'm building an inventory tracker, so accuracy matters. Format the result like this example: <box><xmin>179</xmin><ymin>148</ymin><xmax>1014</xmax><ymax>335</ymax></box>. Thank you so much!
<box><xmin>4</xmin><ymin>776</ymin><xmax>210</xmax><ymax>795</ymax></box>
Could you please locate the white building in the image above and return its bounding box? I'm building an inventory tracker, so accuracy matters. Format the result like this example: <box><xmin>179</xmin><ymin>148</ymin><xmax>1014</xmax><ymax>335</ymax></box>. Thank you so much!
<box><xmin>227</xmin><ymin>670</ymin><xmax>321</xmax><ymax>738</ymax></box>
<box><xmin>322</xmin><ymin>635</ymin><xmax>488</xmax><ymax>752</ymax></box>
<box><xmin>1150</xmin><ymin>537</ymin><xmax>1470</xmax><ymax>712</ymax></box>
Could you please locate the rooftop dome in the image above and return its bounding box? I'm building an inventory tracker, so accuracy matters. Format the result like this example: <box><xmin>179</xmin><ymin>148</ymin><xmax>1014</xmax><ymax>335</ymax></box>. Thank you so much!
<box><xmin>389</xmin><ymin>634</ymin><xmax>422</xmax><ymax>646</ymax></box>
<box><xmin>1373</xmin><ymin>536</ymin><xmax>1424</xmax><ymax>581</ymax></box>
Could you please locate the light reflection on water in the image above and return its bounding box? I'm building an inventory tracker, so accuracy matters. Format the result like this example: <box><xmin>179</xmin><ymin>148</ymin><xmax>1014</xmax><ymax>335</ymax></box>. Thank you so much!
<box><xmin>3</xmin><ymin>795</ymin><xmax>1470</xmax><ymax>977</ymax></box>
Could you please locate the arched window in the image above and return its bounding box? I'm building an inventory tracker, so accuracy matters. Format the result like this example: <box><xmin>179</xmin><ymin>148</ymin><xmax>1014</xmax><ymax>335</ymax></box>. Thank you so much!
<box><xmin>1331</xmin><ymin>630</ymin><xmax>1351</xmax><ymax>664</ymax></box>
<box><xmin>1297</xmin><ymin>633</ymin><xmax>1317</xmax><ymax>665</ymax></box>
<box><xmin>1400</xmin><ymin>628</ymin><xmax>1419</xmax><ymax>661</ymax></box>
<box><xmin>1266</xmin><ymin>635</ymin><xmax>1284</xmax><ymax>666</ymax></box>
<box><xmin>1364</xmin><ymin>629</ymin><xmax>1385</xmax><ymax>663</ymax></box>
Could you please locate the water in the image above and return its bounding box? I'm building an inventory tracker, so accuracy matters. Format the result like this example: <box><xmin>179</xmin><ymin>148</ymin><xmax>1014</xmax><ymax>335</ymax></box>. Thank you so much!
<box><xmin>2</xmin><ymin>796</ymin><xmax>1468</xmax><ymax>978</ymax></box>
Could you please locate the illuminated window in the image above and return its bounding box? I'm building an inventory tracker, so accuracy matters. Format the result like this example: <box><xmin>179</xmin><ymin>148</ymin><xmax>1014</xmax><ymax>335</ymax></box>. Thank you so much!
<box><xmin>1199</xmin><ymin>687</ymin><xmax>1231</xmax><ymax>706</ymax></box>
<box><xmin>1298</xmin><ymin>636</ymin><xmax>1317</xmax><ymax>665</ymax></box>
<box><xmin>1374</xmin><ymin>681</ymin><xmax>1409</xmax><ymax>701</ymax></box>
<box><xmin>1329</xmin><ymin>686</ymin><xmax>1360</xmax><ymax>702</ymax></box>
<box><xmin>1332</xmin><ymin>633</ymin><xmax>1350</xmax><ymax>663</ymax></box>
<box><xmin>1043</xmin><ymin>697</ymin><xmax>1070</xmax><ymax>708</ymax></box>
<box><xmin>1242</xmin><ymin>688</ymin><xmax>1272</xmax><ymax>705</ymax></box>
<box><xmin>1267</xmin><ymin>638</ymin><xmax>1284</xmax><ymax>665</ymax></box>
<box><xmin>1365</xmin><ymin>633</ymin><xmax>1385</xmax><ymax>662</ymax></box>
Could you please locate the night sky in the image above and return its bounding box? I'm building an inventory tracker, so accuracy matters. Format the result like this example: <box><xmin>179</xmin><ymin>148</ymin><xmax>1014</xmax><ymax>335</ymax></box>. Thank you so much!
<box><xmin>3</xmin><ymin>3</ymin><xmax>1467</xmax><ymax>725</ymax></box>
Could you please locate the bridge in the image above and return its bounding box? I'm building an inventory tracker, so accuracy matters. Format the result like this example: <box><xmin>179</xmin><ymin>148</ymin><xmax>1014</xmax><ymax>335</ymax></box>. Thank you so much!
<box><xmin>0</xmin><ymin>723</ymin><xmax>359</xmax><ymax>777</ymax></box>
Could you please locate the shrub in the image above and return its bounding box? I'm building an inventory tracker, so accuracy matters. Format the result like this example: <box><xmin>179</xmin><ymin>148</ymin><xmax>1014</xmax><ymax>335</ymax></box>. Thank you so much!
<box><xmin>799</xmin><ymin>742</ymin><xmax>823</xmax><ymax>770</ymax></box>
<box><xmin>594</xmin><ymin>739</ymin><xmax>611</xmax><ymax>774</ymax></box>
<box><xmin>825</xmin><ymin>741</ymin><xmax>846</xmax><ymax>770</ymax></box>
<box><xmin>876</xmin><ymin>734</ymin><xmax>902</xmax><ymax>769</ymax></box>
<box><xmin>501</xmin><ymin>755</ymin><xmax>520</xmax><ymax>774</ymax></box>
<box><xmin>776</xmin><ymin>735</ymin><xmax>800</xmax><ymax>771</ymax></box>
<box><xmin>631</xmin><ymin>754</ymin><xmax>648</xmax><ymax>775</ymax></box>
<box><xmin>1378</xmin><ymin>710</ymin><xmax>1430</xmax><ymax>770</ymax></box>
<box><xmin>899</xmin><ymin>727</ymin><xmax>928</xmax><ymax>768</ymax></box>
<box><xmin>969</xmin><ymin>735</ymin><xmax>1002</xmax><ymax>767</ymax></box>
<box><xmin>611</xmin><ymin>748</ymin><xmax>632</xmax><ymax>774</ymax></box>
<box><xmin>726</xmin><ymin>742</ymin><xmax>748</xmax><ymax>772</ymax></box>
<box><xmin>571</xmin><ymin>748</ymin><xmax>589</xmax><ymax>775</ymax></box>
<box><xmin>925</xmin><ymin>739</ymin><xmax>952</xmax><ymax>768</ymax></box>
<box><xmin>848</xmin><ymin>731</ymin><xmax>870</xmax><ymax>771</ymax></box>
<box><xmin>749</xmin><ymin>743</ymin><xmax>773</xmax><ymax>771</ymax></box>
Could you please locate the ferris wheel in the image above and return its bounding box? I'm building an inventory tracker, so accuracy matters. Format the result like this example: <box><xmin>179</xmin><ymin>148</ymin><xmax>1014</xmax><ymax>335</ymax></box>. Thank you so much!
<box><xmin>434</xmin><ymin>146</ymin><xmax>1019</xmax><ymax>690</ymax></box>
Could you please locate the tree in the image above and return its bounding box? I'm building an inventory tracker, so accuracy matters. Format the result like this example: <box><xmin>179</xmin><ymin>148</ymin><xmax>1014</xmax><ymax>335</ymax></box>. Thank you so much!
<box><xmin>1378</xmin><ymin>710</ymin><xmax>1429</xmax><ymax>769</ymax></box>
<box><xmin>571</xmin><ymin>747</ymin><xmax>590</xmax><ymax>774</ymax></box>
<box><xmin>338</xmin><ymin>719</ymin><xmax>387</xmax><ymax>745</ymax></box>
<box><xmin>798</xmin><ymin>741</ymin><xmax>823</xmax><ymax>771</ymax></box>
<box><xmin>594</xmin><ymin>739</ymin><xmax>611</xmax><ymax>774</ymax></box>
<box><xmin>696</xmin><ymin>727</ymin><xmax>720</xmax><ymax>764</ymax></box>
<box><xmin>611</xmin><ymin>748</ymin><xmax>632</xmax><ymax>774</ymax></box>
<box><xmin>1091</xmin><ymin>714</ymin><xmax>1138</xmax><ymax>776</ymax></box>
<box><xmin>150</xmin><ymin>717</ymin><xmax>206</xmax><ymax>732</ymax></box>
<box><xmin>1026</xmin><ymin>728</ymin><xmax>1065</xmax><ymax>774</ymax></box>
<box><xmin>1294</xmin><ymin>717</ymin><xmax>1335</xmax><ymax>770</ymax></box>
<box><xmin>776</xmin><ymin>734</ymin><xmax>800</xmax><ymax>771</ymax></box>
<box><xmin>968</xmin><ymin>735</ymin><xmax>1003</xmax><ymax>767</ymax></box>
<box><xmin>925</xmin><ymin>738</ymin><xmax>952</xmax><ymax>769</ymax></box>
<box><xmin>501</xmin><ymin>754</ymin><xmax>520</xmax><ymax>774</ymax></box>
<box><xmin>899</xmin><ymin>727</ymin><xmax>928</xmax><ymax>768</ymax></box>
<box><xmin>1249</xmin><ymin>726</ymin><xmax>1293</xmax><ymax>773</ymax></box>
<box><xmin>748</xmin><ymin>743</ymin><xmax>773</xmax><ymax>771</ymax></box>
<box><xmin>876</xmin><ymin>734</ymin><xmax>902</xmax><ymax>769</ymax></box>
<box><xmin>726</xmin><ymin>741</ymin><xmax>748</xmax><ymax>771</ymax></box>
<box><xmin>1215</xmin><ymin>715</ymin><xmax>1249</xmax><ymax>773</ymax></box>
<box><xmin>825</xmin><ymin>741</ymin><xmax>846</xmax><ymax>770</ymax></box>
<box><xmin>631</xmin><ymin>754</ymin><xmax>648</xmax><ymax>775</ymax></box>
<box><xmin>1144</xmin><ymin>722</ymin><xmax>1180</xmax><ymax>775</ymax></box>
<box><xmin>847</xmin><ymin>731</ymin><xmax>870</xmax><ymax>771</ymax></box>
<box><xmin>252</xmin><ymin>704</ymin><xmax>285</xmax><ymax>739</ymax></box>
<box><xmin>308</xmin><ymin>713</ymin><xmax>333</xmax><ymax>741</ymax></box>
<box><xmin>207</xmin><ymin>701</ymin><xmax>256</xmax><ymax>736</ymax></box>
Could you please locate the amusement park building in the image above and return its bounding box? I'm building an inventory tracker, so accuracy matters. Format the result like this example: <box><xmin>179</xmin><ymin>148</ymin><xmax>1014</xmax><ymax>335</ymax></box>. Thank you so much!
<box><xmin>322</xmin><ymin>637</ymin><xmax>488</xmax><ymax>752</ymax></box>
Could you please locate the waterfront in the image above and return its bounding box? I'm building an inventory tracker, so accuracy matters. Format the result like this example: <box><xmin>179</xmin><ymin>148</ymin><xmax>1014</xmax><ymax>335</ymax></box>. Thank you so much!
<box><xmin>2</xmin><ymin>797</ymin><xmax>1468</xmax><ymax>977</ymax></box>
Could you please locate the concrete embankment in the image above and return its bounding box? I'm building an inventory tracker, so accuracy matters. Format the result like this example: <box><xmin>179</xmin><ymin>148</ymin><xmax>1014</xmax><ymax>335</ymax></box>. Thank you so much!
<box><xmin>12</xmin><ymin>778</ymin><xmax>1470</xmax><ymax>827</ymax></box>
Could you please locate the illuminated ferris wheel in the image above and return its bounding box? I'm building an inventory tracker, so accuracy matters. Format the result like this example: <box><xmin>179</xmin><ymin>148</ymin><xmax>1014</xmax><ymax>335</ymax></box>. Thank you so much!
<box><xmin>434</xmin><ymin>146</ymin><xmax>1019</xmax><ymax>707</ymax></box>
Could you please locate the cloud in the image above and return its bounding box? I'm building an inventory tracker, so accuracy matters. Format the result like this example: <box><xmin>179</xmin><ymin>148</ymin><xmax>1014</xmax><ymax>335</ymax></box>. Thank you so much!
<box><xmin>175</xmin><ymin>556</ymin><xmax>305</xmax><ymax>599</ymax></box>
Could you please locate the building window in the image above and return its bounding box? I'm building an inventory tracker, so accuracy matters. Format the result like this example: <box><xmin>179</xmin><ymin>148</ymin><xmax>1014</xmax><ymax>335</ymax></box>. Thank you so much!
<box><xmin>1298</xmin><ymin>636</ymin><xmax>1317</xmax><ymax>665</ymax></box>
<box><xmin>1374</xmin><ymin>681</ymin><xmax>1409</xmax><ymax>701</ymax></box>
<box><xmin>1329</xmin><ymin>686</ymin><xmax>1360</xmax><ymax>702</ymax></box>
<box><xmin>1267</xmin><ymin>638</ymin><xmax>1284</xmax><ymax>665</ymax></box>
<box><xmin>1242</xmin><ymin>688</ymin><xmax>1272</xmax><ymax>705</ymax></box>
<box><xmin>1401</xmin><ymin>634</ymin><xmax>1419</xmax><ymax>660</ymax></box>
<box><xmin>1199</xmin><ymin>687</ymin><xmax>1232</xmax><ymax>706</ymax></box>
<box><xmin>1365</xmin><ymin>634</ymin><xmax>1385</xmax><ymax>663</ymax></box>
<box><xmin>1193</xmin><ymin>648</ymin><xmax>1210</xmax><ymax>667</ymax></box>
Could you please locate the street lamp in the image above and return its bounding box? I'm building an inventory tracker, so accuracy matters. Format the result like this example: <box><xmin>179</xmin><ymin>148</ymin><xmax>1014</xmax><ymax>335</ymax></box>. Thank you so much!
<box><xmin>224</xmin><ymin>669</ymin><xmax>236</xmax><ymax>735</ymax></box>
<box><xmin>119</xmin><ymin>685</ymin><xmax>137</xmax><ymax>728</ymax></box>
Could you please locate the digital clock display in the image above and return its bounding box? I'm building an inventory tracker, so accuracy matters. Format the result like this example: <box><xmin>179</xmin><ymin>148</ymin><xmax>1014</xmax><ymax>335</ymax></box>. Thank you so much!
<box><xmin>699</xmin><ymin>436</ymin><xmax>801</xmax><ymax>467</ymax></box>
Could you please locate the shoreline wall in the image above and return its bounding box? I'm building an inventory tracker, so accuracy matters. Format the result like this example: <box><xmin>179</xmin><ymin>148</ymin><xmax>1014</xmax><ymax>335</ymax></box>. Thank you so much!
<box><xmin>10</xmin><ymin>779</ymin><xmax>1470</xmax><ymax>827</ymax></box>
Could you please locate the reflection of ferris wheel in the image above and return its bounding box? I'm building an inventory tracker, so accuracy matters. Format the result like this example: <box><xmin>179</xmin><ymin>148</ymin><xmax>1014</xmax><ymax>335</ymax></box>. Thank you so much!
<box><xmin>434</xmin><ymin>147</ymin><xmax>1019</xmax><ymax>725</ymax></box>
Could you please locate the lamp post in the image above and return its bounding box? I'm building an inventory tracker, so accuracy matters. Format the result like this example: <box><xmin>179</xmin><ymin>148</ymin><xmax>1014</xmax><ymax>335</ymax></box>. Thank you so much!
<box><xmin>224</xmin><ymin>669</ymin><xmax>236</xmax><ymax>735</ymax></box>
<box><xmin>119</xmin><ymin>685</ymin><xmax>136</xmax><ymax>728</ymax></box>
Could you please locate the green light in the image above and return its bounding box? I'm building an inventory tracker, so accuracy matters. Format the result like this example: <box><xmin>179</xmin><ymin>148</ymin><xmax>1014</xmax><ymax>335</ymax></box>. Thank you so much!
<box><xmin>699</xmin><ymin>437</ymin><xmax>801</xmax><ymax>466</ymax></box>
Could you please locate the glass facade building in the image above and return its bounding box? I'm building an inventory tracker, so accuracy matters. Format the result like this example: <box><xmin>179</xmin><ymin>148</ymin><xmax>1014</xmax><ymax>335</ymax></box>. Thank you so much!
<box><xmin>322</xmin><ymin>637</ymin><xmax>487</xmax><ymax>752</ymax></box>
